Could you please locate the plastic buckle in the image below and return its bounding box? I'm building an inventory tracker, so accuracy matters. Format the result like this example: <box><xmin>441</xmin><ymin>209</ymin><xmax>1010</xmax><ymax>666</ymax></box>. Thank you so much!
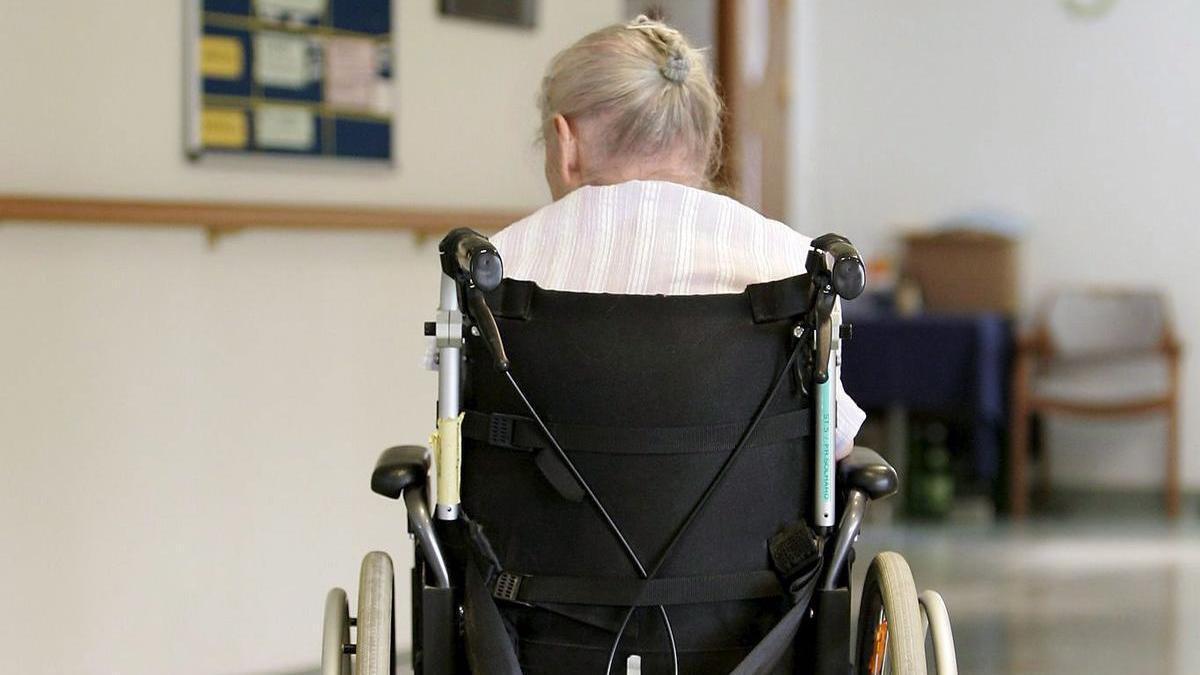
<box><xmin>493</xmin><ymin>571</ymin><xmax>524</xmax><ymax>603</ymax></box>
<box><xmin>488</xmin><ymin>414</ymin><xmax>517</xmax><ymax>448</ymax></box>
<box><xmin>770</xmin><ymin>520</ymin><xmax>820</xmax><ymax>601</ymax></box>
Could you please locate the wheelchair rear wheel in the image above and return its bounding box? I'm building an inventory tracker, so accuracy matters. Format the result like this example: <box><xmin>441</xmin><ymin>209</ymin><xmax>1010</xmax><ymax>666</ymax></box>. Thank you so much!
<box><xmin>322</xmin><ymin>588</ymin><xmax>352</xmax><ymax>675</ymax></box>
<box><xmin>918</xmin><ymin>590</ymin><xmax>957</xmax><ymax>675</ymax></box>
<box><xmin>855</xmin><ymin>552</ymin><xmax>926</xmax><ymax>674</ymax></box>
<box><xmin>357</xmin><ymin>551</ymin><xmax>395</xmax><ymax>675</ymax></box>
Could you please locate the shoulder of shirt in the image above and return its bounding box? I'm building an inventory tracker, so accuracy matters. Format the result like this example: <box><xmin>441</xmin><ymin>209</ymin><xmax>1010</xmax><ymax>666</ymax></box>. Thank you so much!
<box><xmin>490</xmin><ymin>186</ymin><xmax>589</xmax><ymax>250</ymax></box>
<box><xmin>696</xmin><ymin>186</ymin><xmax>815</xmax><ymax>252</ymax></box>
<box><xmin>658</xmin><ymin>181</ymin><xmax>815</xmax><ymax>250</ymax></box>
<box><xmin>491</xmin><ymin>180</ymin><xmax>815</xmax><ymax>250</ymax></box>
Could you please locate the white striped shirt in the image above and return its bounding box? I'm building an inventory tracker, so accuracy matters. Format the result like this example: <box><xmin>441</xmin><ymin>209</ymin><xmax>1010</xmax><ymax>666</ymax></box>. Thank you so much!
<box><xmin>492</xmin><ymin>180</ymin><xmax>865</xmax><ymax>455</ymax></box>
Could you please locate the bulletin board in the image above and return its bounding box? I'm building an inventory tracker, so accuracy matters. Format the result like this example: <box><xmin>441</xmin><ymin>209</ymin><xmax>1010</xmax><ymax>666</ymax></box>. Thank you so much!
<box><xmin>185</xmin><ymin>0</ymin><xmax>394</xmax><ymax>162</ymax></box>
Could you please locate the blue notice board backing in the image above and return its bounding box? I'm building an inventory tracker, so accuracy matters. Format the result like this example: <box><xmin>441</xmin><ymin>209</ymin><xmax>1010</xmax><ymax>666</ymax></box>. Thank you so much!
<box><xmin>185</xmin><ymin>0</ymin><xmax>393</xmax><ymax>162</ymax></box>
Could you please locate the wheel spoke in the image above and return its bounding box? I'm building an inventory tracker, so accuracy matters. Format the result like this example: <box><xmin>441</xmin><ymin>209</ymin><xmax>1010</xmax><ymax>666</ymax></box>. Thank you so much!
<box><xmin>869</xmin><ymin>607</ymin><xmax>889</xmax><ymax>675</ymax></box>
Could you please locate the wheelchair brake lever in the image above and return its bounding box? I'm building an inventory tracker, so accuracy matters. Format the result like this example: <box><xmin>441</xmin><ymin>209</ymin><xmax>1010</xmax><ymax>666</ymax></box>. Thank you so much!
<box><xmin>812</xmin><ymin>290</ymin><xmax>835</xmax><ymax>383</ymax></box>
<box><xmin>466</xmin><ymin>287</ymin><xmax>510</xmax><ymax>372</ymax></box>
<box><xmin>805</xmin><ymin>246</ymin><xmax>837</xmax><ymax>383</ymax></box>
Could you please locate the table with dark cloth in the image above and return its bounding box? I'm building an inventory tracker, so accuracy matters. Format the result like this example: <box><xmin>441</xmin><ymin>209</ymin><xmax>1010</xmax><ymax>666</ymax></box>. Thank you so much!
<box><xmin>840</xmin><ymin>308</ymin><xmax>1012</xmax><ymax>483</ymax></box>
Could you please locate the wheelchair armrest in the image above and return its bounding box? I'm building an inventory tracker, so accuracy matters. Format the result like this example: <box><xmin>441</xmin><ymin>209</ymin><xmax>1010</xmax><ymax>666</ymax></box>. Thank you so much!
<box><xmin>838</xmin><ymin>446</ymin><xmax>898</xmax><ymax>501</ymax></box>
<box><xmin>371</xmin><ymin>445</ymin><xmax>431</xmax><ymax>500</ymax></box>
<box><xmin>823</xmin><ymin>447</ymin><xmax>897</xmax><ymax>590</ymax></box>
<box><xmin>370</xmin><ymin>445</ymin><xmax>451</xmax><ymax>588</ymax></box>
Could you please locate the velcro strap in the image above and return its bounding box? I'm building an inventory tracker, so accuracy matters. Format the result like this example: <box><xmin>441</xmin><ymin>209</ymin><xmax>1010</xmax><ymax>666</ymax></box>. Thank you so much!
<box><xmin>483</xmin><ymin>279</ymin><xmax>535</xmax><ymax>320</ymax></box>
<box><xmin>532</xmin><ymin>446</ymin><xmax>585</xmax><ymax>502</ymax></box>
<box><xmin>746</xmin><ymin>274</ymin><xmax>813</xmax><ymax>323</ymax></box>
<box><xmin>492</xmin><ymin>569</ymin><xmax>782</xmax><ymax>607</ymax></box>
<box><xmin>464</xmin><ymin>412</ymin><xmax>548</xmax><ymax>451</ymax></box>
<box><xmin>460</xmin><ymin>411</ymin><xmax>586</xmax><ymax>502</ymax></box>
<box><xmin>462</xmin><ymin>409</ymin><xmax>809</xmax><ymax>455</ymax></box>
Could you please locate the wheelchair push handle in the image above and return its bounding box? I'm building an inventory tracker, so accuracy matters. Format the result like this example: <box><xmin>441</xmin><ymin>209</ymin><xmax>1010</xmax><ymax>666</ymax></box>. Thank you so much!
<box><xmin>810</xmin><ymin>233</ymin><xmax>866</xmax><ymax>301</ymax></box>
<box><xmin>440</xmin><ymin>228</ymin><xmax>504</xmax><ymax>292</ymax></box>
<box><xmin>438</xmin><ymin>228</ymin><xmax>511</xmax><ymax>372</ymax></box>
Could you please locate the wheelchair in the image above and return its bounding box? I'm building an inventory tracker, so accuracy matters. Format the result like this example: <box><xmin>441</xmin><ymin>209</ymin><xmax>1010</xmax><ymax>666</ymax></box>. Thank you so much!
<box><xmin>322</xmin><ymin>230</ymin><xmax>958</xmax><ymax>674</ymax></box>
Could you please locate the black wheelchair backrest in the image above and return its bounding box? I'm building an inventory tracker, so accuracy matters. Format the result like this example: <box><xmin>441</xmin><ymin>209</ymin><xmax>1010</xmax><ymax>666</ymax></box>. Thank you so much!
<box><xmin>460</xmin><ymin>276</ymin><xmax>815</xmax><ymax>584</ymax></box>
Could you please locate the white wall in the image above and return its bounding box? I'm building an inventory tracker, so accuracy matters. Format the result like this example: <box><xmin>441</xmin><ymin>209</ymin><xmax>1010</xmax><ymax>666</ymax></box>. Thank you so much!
<box><xmin>0</xmin><ymin>2</ymin><xmax>622</xmax><ymax>674</ymax></box>
<box><xmin>0</xmin><ymin>0</ymin><xmax>621</xmax><ymax>208</ymax></box>
<box><xmin>790</xmin><ymin>1</ymin><xmax>1200</xmax><ymax>488</ymax></box>
<box><xmin>625</xmin><ymin>0</ymin><xmax>716</xmax><ymax>53</ymax></box>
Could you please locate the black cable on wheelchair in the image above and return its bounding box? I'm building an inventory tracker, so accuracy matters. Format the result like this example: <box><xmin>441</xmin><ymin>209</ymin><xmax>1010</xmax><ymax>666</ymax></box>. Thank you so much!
<box><xmin>647</xmin><ymin>339</ymin><xmax>804</xmax><ymax>578</ymax></box>
<box><xmin>502</xmin><ymin>335</ymin><xmax>804</xmax><ymax>674</ymax></box>
<box><xmin>603</xmin><ymin>337</ymin><xmax>806</xmax><ymax>673</ymax></box>
<box><xmin>503</xmin><ymin>370</ymin><xmax>679</xmax><ymax>675</ymax></box>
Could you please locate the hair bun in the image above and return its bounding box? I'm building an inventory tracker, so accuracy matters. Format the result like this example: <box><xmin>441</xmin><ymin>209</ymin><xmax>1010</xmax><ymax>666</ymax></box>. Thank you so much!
<box><xmin>627</xmin><ymin>16</ymin><xmax>691</xmax><ymax>84</ymax></box>
<box><xmin>540</xmin><ymin>17</ymin><xmax>724</xmax><ymax>183</ymax></box>
<box><xmin>660</xmin><ymin>53</ymin><xmax>690</xmax><ymax>83</ymax></box>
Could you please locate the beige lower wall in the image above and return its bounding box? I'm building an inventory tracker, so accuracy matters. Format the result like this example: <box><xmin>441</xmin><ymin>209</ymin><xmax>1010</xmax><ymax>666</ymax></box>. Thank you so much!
<box><xmin>0</xmin><ymin>225</ymin><xmax>442</xmax><ymax>674</ymax></box>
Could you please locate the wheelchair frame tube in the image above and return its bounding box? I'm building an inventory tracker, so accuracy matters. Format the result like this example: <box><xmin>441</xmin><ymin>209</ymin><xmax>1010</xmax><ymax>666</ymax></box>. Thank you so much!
<box><xmin>405</xmin><ymin>487</ymin><xmax>452</xmax><ymax>587</ymax></box>
<box><xmin>435</xmin><ymin>274</ymin><xmax>462</xmax><ymax>520</ymax></box>
<box><xmin>814</xmin><ymin>299</ymin><xmax>841</xmax><ymax>529</ymax></box>
<box><xmin>822</xmin><ymin>489</ymin><xmax>866</xmax><ymax>589</ymax></box>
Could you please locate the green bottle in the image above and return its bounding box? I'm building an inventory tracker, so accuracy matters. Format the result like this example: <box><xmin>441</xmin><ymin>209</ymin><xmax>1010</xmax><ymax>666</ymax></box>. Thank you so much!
<box><xmin>908</xmin><ymin>422</ymin><xmax>954</xmax><ymax>518</ymax></box>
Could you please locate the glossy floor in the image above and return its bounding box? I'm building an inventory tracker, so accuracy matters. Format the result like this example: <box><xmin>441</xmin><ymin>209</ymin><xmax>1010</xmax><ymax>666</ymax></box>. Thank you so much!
<box><xmin>369</xmin><ymin>516</ymin><xmax>1200</xmax><ymax>675</ymax></box>
<box><xmin>855</xmin><ymin>518</ymin><xmax>1200</xmax><ymax>674</ymax></box>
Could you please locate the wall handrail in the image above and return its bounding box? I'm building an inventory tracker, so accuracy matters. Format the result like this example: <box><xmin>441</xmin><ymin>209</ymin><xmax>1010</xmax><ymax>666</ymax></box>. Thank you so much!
<box><xmin>0</xmin><ymin>194</ymin><xmax>526</xmax><ymax>237</ymax></box>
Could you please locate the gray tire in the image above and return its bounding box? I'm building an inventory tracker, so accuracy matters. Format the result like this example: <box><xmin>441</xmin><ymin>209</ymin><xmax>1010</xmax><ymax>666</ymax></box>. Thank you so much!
<box><xmin>322</xmin><ymin>588</ymin><xmax>352</xmax><ymax>675</ymax></box>
<box><xmin>855</xmin><ymin>551</ymin><xmax>927</xmax><ymax>674</ymax></box>
<box><xmin>357</xmin><ymin>551</ymin><xmax>395</xmax><ymax>675</ymax></box>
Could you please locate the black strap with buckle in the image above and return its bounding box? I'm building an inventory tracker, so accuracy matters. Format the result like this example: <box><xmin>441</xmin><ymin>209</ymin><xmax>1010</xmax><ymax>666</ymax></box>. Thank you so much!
<box><xmin>491</xmin><ymin>569</ymin><xmax>783</xmax><ymax>607</ymax></box>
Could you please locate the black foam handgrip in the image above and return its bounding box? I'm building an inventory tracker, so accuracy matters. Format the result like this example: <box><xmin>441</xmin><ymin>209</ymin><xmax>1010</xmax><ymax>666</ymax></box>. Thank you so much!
<box><xmin>439</xmin><ymin>228</ymin><xmax>504</xmax><ymax>291</ymax></box>
<box><xmin>469</xmin><ymin>249</ymin><xmax>503</xmax><ymax>292</ymax></box>
<box><xmin>812</xmin><ymin>234</ymin><xmax>866</xmax><ymax>300</ymax></box>
<box><xmin>831</xmin><ymin>255</ymin><xmax>865</xmax><ymax>300</ymax></box>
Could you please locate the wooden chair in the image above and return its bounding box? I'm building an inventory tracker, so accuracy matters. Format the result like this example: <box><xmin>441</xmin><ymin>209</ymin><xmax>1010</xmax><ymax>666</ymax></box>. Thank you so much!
<box><xmin>1009</xmin><ymin>289</ymin><xmax>1182</xmax><ymax>519</ymax></box>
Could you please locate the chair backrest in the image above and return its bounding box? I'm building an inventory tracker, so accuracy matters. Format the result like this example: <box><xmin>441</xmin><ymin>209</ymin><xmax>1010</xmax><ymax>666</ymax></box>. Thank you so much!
<box><xmin>1043</xmin><ymin>288</ymin><xmax>1169</xmax><ymax>359</ymax></box>
<box><xmin>460</xmin><ymin>276</ymin><xmax>814</xmax><ymax>582</ymax></box>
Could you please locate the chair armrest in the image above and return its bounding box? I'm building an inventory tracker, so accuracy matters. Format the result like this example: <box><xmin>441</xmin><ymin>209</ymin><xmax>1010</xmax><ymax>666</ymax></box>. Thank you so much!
<box><xmin>1015</xmin><ymin>329</ymin><xmax>1052</xmax><ymax>357</ymax></box>
<box><xmin>838</xmin><ymin>446</ymin><xmax>898</xmax><ymax>501</ymax></box>
<box><xmin>1163</xmin><ymin>332</ymin><xmax>1184</xmax><ymax>358</ymax></box>
<box><xmin>371</xmin><ymin>445</ymin><xmax>430</xmax><ymax>500</ymax></box>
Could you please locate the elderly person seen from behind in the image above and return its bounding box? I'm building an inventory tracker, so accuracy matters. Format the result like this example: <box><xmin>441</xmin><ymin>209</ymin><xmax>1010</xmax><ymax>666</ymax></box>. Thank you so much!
<box><xmin>492</xmin><ymin>16</ymin><xmax>864</xmax><ymax>454</ymax></box>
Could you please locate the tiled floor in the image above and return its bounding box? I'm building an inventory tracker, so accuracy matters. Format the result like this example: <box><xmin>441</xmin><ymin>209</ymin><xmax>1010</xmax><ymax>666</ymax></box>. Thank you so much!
<box><xmin>854</xmin><ymin>518</ymin><xmax>1200</xmax><ymax>674</ymax></box>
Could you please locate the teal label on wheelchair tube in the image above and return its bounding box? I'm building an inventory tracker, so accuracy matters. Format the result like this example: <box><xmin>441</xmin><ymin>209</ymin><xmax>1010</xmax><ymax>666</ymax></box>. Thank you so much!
<box><xmin>816</xmin><ymin>377</ymin><xmax>834</xmax><ymax>524</ymax></box>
